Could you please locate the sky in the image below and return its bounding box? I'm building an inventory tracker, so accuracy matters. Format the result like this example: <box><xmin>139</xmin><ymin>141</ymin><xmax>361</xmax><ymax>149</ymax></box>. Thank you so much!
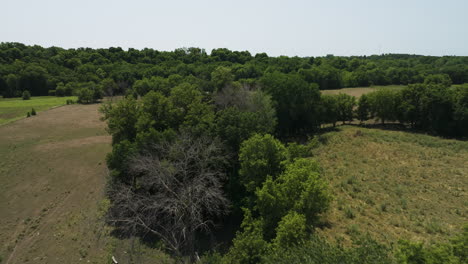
<box><xmin>2</xmin><ymin>0</ymin><xmax>468</xmax><ymax>57</ymax></box>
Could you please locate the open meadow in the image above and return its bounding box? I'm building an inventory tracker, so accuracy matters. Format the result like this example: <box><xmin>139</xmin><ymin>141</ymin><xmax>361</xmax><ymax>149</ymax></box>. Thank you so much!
<box><xmin>0</xmin><ymin>96</ymin><xmax>77</xmax><ymax>125</ymax></box>
<box><xmin>0</xmin><ymin>102</ymin><xmax>172</xmax><ymax>264</ymax></box>
<box><xmin>0</xmin><ymin>103</ymin><xmax>112</xmax><ymax>263</ymax></box>
<box><xmin>313</xmin><ymin>126</ymin><xmax>468</xmax><ymax>245</ymax></box>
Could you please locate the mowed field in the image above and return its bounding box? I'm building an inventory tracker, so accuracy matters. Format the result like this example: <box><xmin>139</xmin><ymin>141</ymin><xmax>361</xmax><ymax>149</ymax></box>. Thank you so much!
<box><xmin>313</xmin><ymin>126</ymin><xmax>468</xmax><ymax>245</ymax></box>
<box><xmin>321</xmin><ymin>85</ymin><xmax>405</xmax><ymax>98</ymax></box>
<box><xmin>0</xmin><ymin>103</ymin><xmax>113</xmax><ymax>263</ymax></box>
<box><xmin>0</xmin><ymin>96</ymin><xmax>77</xmax><ymax>125</ymax></box>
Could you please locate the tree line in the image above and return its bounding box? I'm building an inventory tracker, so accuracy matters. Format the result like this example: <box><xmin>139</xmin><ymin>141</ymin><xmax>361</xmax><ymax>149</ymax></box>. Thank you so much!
<box><xmin>323</xmin><ymin>78</ymin><xmax>468</xmax><ymax>138</ymax></box>
<box><xmin>1</xmin><ymin>42</ymin><xmax>468</xmax><ymax>98</ymax></box>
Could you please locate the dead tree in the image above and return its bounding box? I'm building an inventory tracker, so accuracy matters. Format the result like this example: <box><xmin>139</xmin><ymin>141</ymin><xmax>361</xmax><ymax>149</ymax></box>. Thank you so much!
<box><xmin>107</xmin><ymin>132</ymin><xmax>230</xmax><ymax>260</ymax></box>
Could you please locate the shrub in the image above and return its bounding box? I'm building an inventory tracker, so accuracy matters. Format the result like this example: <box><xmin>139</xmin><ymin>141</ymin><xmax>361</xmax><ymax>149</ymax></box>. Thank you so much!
<box><xmin>286</xmin><ymin>142</ymin><xmax>312</xmax><ymax>161</ymax></box>
<box><xmin>22</xmin><ymin>90</ymin><xmax>31</xmax><ymax>100</ymax></box>
<box><xmin>272</xmin><ymin>212</ymin><xmax>308</xmax><ymax>249</ymax></box>
<box><xmin>344</xmin><ymin>206</ymin><xmax>356</xmax><ymax>219</ymax></box>
<box><xmin>26</xmin><ymin>112</ymin><xmax>31</xmax><ymax>117</ymax></box>
<box><xmin>77</xmin><ymin>88</ymin><xmax>94</xmax><ymax>104</ymax></box>
<box><xmin>31</xmin><ymin>108</ymin><xmax>36</xmax><ymax>116</ymax></box>
<box><xmin>263</xmin><ymin>234</ymin><xmax>393</xmax><ymax>264</ymax></box>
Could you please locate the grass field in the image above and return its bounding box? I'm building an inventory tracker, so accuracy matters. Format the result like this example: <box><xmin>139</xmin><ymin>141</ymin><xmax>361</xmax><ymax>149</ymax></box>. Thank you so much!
<box><xmin>312</xmin><ymin>126</ymin><xmax>468</xmax><ymax>246</ymax></box>
<box><xmin>0</xmin><ymin>103</ymin><xmax>170</xmax><ymax>264</ymax></box>
<box><xmin>321</xmin><ymin>85</ymin><xmax>406</xmax><ymax>98</ymax></box>
<box><xmin>0</xmin><ymin>96</ymin><xmax>77</xmax><ymax>125</ymax></box>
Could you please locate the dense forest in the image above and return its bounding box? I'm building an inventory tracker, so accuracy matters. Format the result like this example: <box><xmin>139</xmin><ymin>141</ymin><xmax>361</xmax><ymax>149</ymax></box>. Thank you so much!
<box><xmin>1</xmin><ymin>42</ymin><xmax>467</xmax><ymax>263</ymax></box>
<box><xmin>2</xmin><ymin>42</ymin><xmax>468</xmax><ymax>97</ymax></box>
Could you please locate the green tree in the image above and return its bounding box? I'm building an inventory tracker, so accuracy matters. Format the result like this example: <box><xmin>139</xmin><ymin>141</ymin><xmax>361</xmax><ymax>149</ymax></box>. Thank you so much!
<box><xmin>368</xmin><ymin>89</ymin><xmax>400</xmax><ymax>124</ymax></box>
<box><xmin>256</xmin><ymin>158</ymin><xmax>331</xmax><ymax>237</ymax></box>
<box><xmin>319</xmin><ymin>95</ymin><xmax>339</xmax><ymax>127</ymax></box>
<box><xmin>452</xmin><ymin>85</ymin><xmax>468</xmax><ymax>137</ymax></box>
<box><xmin>76</xmin><ymin>88</ymin><xmax>94</xmax><ymax>104</ymax></box>
<box><xmin>357</xmin><ymin>94</ymin><xmax>371</xmax><ymax>123</ymax></box>
<box><xmin>211</xmin><ymin>66</ymin><xmax>234</xmax><ymax>91</ymax></box>
<box><xmin>136</xmin><ymin>91</ymin><xmax>175</xmax><ymax>133</ymax></box>
<box><xmin>216</xmin><ymin>90</ymin><xmax>277</xmax><ymax>150</ymax></box>
<box><xmin>22</xmin><ymin>90</ymin><xmax>31</xmax><ymax>100</ymax></box>
<box><xmin>222</xmin><ymin>209</ymin><xmax>269</xmax><ymax>264</ymax></box>
<box><xmin>272</xmin><ymin>211</ymin><xmax>308</xmax><ymax>249</ymax></box>
<box><xmin>398</xmin><ymin>84</ymin><xmax>426</xmax><ymax>127</ymax></box>
<box><xmin>239</xmin><ymin>134</ymin><xmax>287</xmax><ymax>193</ymax></box>
<box><xmin>4</xmin><ymin>74</ymin><xmax>18</xmax><ymax>97</ymax></box>
<box><xmin>261</xmin><ymin>72</ymin><xmax>321</xmax><ymax>135</ymax></box>
<box><xmin>424</xmin><ymin>74</ymin><xmax>452</xmax><ymax>88</ymax></box>
<box><xmin>336</xmin><ymin>93</ymin><xmax>356</xmax><ymax>124</ymax></box>
<box><xmin>100</xmin><ymin>78</ymin><xmax>118</xmax><ymax>96</ymax></box>
<box><xmin>100</xmin><ymin>97</ymin><xmax>139</xmax><ymax>144</ymax></box>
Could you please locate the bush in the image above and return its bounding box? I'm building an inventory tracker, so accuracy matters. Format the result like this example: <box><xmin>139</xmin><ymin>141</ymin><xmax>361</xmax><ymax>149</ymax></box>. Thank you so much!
<box><xmin>22</xmin><ymin>90</ymin><xmax>31</xmax><ymax>100</ymax></box>
<box><xmin>272</xmin><ymin>212</ymin><xmax>308</xmax><ymax>249</ymax></box>
<box><xmin>66</xmin><ymin>99</ymin><xmax>75</xmax><ymax>105</ymax></box>
<box><xmin>77</xmin><ymin>88</ymin><xmax>94</xmax><ymax>104</ymax></box>
<box><xmin>48</xmin><ymin>89</ymin><xmax>56</xmax><ymax>96</ymax></box>
<box><xmin>31</xmin><ymin>108</ymin><xmax>36</xmax><ymax>115</ymax></box>
<box><xmin>26</xmin><ymin>112</ymin><xmax>31</xmax><ymax>117</ymax></box>
<box><xmin>396</xmin><ymin>224</ymin><xmax>467</xmax><ymax>264</ymax></box>
<box><xmin>263</xmin><ymin>234</ymin><xmax>393</xmax><ymax>264</ymax></box>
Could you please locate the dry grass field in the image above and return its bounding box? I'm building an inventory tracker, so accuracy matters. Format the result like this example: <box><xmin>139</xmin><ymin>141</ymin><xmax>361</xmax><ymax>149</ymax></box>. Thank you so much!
<box><xmin>320</xmin><ymin>85</ymin><xmax>406</xmax><ymax>98</ymax></box>
<box><xmin>312</xmin><ymin>126</ymin><xmax>468</xmax><ymax>246</ymax></box>
<box><xmin>0</xmin><ymin>104</ymin><xmax>112</xmax><ymax>263</ymax></box>
<box><xmin>0</xmin><ymin>103</ymin><xmax>174</xmax><ymax>264</ymax></box>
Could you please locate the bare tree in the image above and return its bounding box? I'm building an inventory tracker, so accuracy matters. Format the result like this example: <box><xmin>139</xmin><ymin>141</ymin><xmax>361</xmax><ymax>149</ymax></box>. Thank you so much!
<box><xmin>107</xmin><ymin>132</ymin><xmax>230</xmax><ymax>260</ymax></box>
<box><xmin>213</xmin><ymin>83</ymin><xmax>250</xmax><ymax>110</ymax></box>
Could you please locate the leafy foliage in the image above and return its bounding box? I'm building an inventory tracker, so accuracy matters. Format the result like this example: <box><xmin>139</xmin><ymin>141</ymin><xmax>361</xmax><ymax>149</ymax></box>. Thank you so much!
<box><xmin>256</xmin><ymin>158</ymin><xmax>331</xmax><ymax>236</ymax></box>
<box><xmin>239</xmin><ymin>134</ymin><xmax>287</xmax><ymax>193</ymax></box>
<box><xmin>396</xmin><ymin>224</ymin><xmax>467</xmax><ymax>264</ymax></box>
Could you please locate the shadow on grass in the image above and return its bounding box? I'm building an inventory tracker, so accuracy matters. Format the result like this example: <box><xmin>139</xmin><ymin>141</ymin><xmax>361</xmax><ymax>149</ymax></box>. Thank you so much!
<box><xmin>346</xmin><ymin>123</ymin><xmax>467</xmax><ymax>141</ymax></box>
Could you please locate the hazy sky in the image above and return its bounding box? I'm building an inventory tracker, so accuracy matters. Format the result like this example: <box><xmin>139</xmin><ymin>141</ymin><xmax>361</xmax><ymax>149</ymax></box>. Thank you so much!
<box><xmin>2</xmin><ymin>0</ymin><xmax>468</xmax><ymax>57</ymax></box>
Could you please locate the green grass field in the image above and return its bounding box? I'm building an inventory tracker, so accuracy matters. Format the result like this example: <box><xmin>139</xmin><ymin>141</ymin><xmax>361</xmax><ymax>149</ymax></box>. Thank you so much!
<box><xmin>312</xmin><ymin>126</ymin><xmax>468</xmax><ymax>245</ymax></box>
<box><xmin>0</xmin><ymin>96</ymin><xmax>77</xmax><ymax>125</ymax></box>
<box><xmin>321</xmin><ymin>85</ymin><xmax>406</xmax><ymax>98</ymax></box>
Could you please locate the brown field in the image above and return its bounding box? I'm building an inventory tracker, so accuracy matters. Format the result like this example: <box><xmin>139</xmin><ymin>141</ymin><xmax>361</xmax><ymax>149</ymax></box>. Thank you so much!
<box><xmin>320</xmin><ymin>85</ymin><xmax>406</xmax><ymax>98</ymax></box>
<box><xmin>0</xmin><ymin>103</ymin><xmax>171</xmax><ymax>264</ymax></box>
<box><xmin>0</xmin><ymin>104</ymin><xmax>113</xmax><ymax>263</ymax></box>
